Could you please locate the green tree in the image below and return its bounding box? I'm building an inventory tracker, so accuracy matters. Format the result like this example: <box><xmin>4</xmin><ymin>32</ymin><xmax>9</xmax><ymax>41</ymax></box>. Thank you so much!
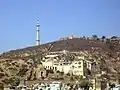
<box><xmin>70</xmin><ymin>76</ymin><xmax>74</xmax><ymax>81</ymax></box>
<box><xmin>60</xmin><ymin>72</ymin><xmax>64</xmax><ymax>76</ymax></box>
<box><xmin>10</xmin><ymin>77</ymin><xmax>20</xmax><ymax>87</ymax></box>
<box><xmin>83</xmin><ymin>36</ymin><xmax>86</xmax><ymax>38</ymax></box>
<box><xmin>66</xmin><ymin>73</ymin><xmax>70</xmax><ymax>76</ymax></box>
<box><xmin>80</xmin><ymin>79</ymin><xmax>93</xmax><ymax>89</ymax></box>
<box><xmin>102</xmin><ymin>36</ymin><xmax>106</xmax><ymax>39</ymax></box>
<box><xmin>111</xmin><ymin>36</ymin><xmax>117</xmax><ymax>39</ymax></box>
<box><xmin>17</xmin><ymin>64</ymin><xmax>28</xmax><ymax>77</ymax></box>
<box><xmin>92</xmin><ymin>35</ymin><xmax>98</xmax><ymax>39</ymax></box>
<box><xmin>78</xmin><ymin>75</ymin><xmax>84</xmax><ymax>83</ymax></box>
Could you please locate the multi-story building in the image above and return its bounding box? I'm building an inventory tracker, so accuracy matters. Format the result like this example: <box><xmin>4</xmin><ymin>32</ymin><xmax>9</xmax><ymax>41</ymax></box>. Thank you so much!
<box><xmin>42</xmin><ymin>51</ymin><xmax>93</xmax><ymax>77</ymax></box>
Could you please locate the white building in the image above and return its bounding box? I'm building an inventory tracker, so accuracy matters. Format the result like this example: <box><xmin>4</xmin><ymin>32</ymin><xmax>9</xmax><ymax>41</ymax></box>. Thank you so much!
<box><xmin>70</xmin><ymin>60</ymin><xmax>84</xmax><ymax>76</ymax></box>
<box><xmin>42</xmin><ymin>53</ymin><xmax>92</xmax><ymax>77</ymax></box>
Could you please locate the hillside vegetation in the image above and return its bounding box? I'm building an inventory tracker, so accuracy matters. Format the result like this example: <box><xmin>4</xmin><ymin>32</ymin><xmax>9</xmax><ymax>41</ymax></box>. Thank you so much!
<box><xmin>1</xmin><ymin>36</ymin><xmax>120</xmax><ymax>87</ymax></box>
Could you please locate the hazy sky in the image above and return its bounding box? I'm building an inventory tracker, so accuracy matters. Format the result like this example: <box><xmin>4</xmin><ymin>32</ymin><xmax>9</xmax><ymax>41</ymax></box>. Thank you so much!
<box><xmin>0</xmin><ymin>0</ymin><xmax>120</xmax><ymax>53</ymax></box>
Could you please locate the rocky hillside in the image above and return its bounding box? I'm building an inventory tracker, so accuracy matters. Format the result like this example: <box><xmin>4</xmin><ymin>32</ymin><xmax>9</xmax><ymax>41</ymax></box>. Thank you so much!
<box><xmin>0</xmin><ymin>57</ymin><xmax>45</xmax><ymax>88</ymax></box>
<box><xmin>1</xmin><ymin>36</ymin><xmax>120</xmax><ymax>87</ymax></box>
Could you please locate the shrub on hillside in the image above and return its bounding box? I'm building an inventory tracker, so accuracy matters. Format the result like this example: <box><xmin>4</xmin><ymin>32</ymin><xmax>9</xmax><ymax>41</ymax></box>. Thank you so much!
<box><xmin>70</xmin><ymin>76</ymin><xmax>74</xmax><ymax>81</ymax></box>
<box><xmin>1</xmin><ymin>78</ymin><xmax>11</xmax><ymax>85</ymax></box>
<box><xmin>0</xmin><ymin>83</ymin><xmax>4</xmax><ymax>90</ymax></box>
<box><xmin>9</xmin><ymin>77</ymin><xmax>20</xmax><ymax>87</ymax></box>
<box><xmin>0</xmin><ymin>67</ymin><xmax>3</xmax><ymax>72</ymax></box>
<box><xmin>66</xmin><ymin>73</ymin><xmax>70</xmax><ymax>76</ymax></box>
<box><xmin>60</xmin><ymin>72</ymin><xmax>64</xmax><ymax>76</ymax></box>
<box><xmin>0</xmin><ymin>72</ymin><xmax>5</xmax><ymax>79</ymax></box>
<box><xmin>46</xmin><ymin>69</ymin><xmax>54</xmax><ymax>74</ymax></box>
<box><xmin>56</xmin><ymin>70</ymin><xmax>60</xmax><ymax>73</ymax></box>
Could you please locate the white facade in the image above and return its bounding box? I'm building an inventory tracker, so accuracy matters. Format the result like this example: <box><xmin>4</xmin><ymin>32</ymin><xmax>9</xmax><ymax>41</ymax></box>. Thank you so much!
<box><xmin>57</xmin><ymin>64</ymin><xmax>71</xmax><ymax>74</ymax></box>
<box><xmin>42</xmin><ymin>60</ymin><xmax>53</xmax><ymax>69</ymax></box>
<box><xmin>85</xmin><ymin>60</ymin><xmax>92</xmax><ymax>70</ymax></box>
<box><xmin>42</xmin><ymin>60</ymin><xmax>86</xmax><ymax>76</ymax></box>
<box><xmin>71</xmin><ymin>60</ymin><xmax>84</xmax><ymax>76</ymax></box>
<box><xmin>42</xmin><ymin>60</ymin><xmax>71</xmax><ymax>74</ymax></box>
<box><xmin>42</xmin><ymin>54</ymin><xmax>92</xmax><ymax>76</ymax></box>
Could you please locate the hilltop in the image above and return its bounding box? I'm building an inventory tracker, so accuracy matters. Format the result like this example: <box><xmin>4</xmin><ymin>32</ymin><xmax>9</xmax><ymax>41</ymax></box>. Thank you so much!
<box><xmin>1</xmin><ymin>36</ymin><xmax>118</xmax><ymax>58</ymax></box>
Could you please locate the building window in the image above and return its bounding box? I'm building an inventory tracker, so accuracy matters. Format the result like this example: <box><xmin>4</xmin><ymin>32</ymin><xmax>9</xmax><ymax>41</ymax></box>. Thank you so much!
<box><xmin>55</xmin><ymin>67</ymin><xmax>57</xmax><ymax>70</ymax></box>
<box><xmin>78</xmin><ymin>66</ymin><xmax>81</xmax><ymax>68</ymax></box>
<box><xmin>72</xmin><ymin>66</ymin><xmax>74</xmax><ymax>68</ymax></box>
<box><xmin>78</xmin><ymin>62</ymin><xmax>81</xmax><ymax>64</ymax></box>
